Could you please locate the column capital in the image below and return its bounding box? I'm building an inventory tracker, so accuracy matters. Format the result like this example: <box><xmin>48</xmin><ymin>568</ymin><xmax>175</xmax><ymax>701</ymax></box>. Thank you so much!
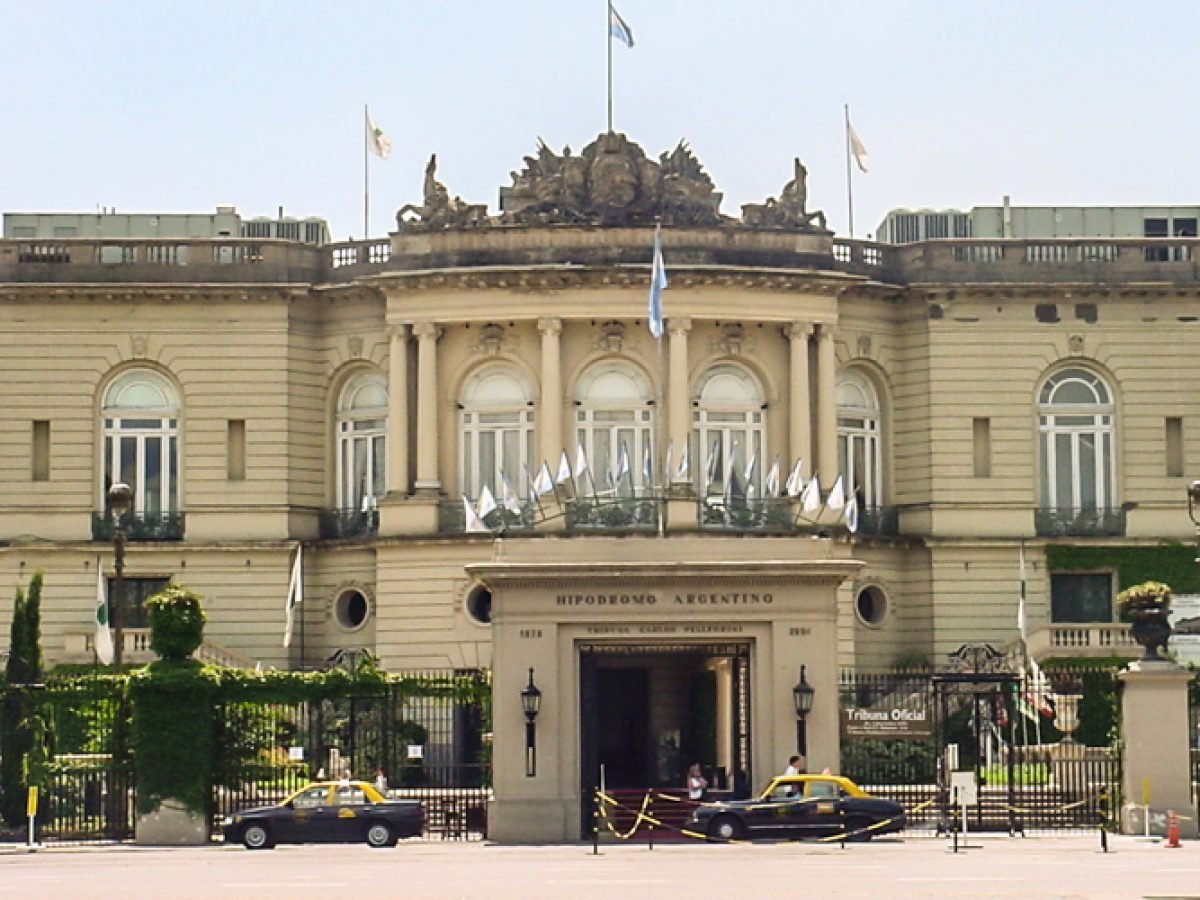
<box><xmin>816</xmin><ymin>323</ymin><xmax>838</xmax><ymax>340</ymax></box>
<box><xmin>537</xmin><ymin>317</ymin><xmax>563</xmax><ymax>337</ymax></box>
<box><xmin>784</xmin><ymin>322</ymin><xmax>814</xmax><ymax>342</ymax></box>
<box><xmin>413</xmin><ymin>322</ymin><xmax>442</xmax><ymax>341</ymax></box>
<box><xmin>668</xmin><ymin>317</ymin><xmax>692</xmax><ymax>336</ymax></box>
<box><xmin>386</xmin><ymin>324</ymin><xmax>409</xmax><ymax>340</ymax></box>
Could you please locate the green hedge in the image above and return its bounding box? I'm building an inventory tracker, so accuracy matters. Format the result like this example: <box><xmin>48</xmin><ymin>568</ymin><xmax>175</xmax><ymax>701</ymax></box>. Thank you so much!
<box><xmin>1044</xmin><ymin>544</ymin><xmax>1200</xmax><ymax>593</ymax></box>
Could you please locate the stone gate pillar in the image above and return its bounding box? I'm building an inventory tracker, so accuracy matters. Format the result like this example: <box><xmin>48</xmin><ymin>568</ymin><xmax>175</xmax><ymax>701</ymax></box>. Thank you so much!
<box><xmin>1118</xmin><ymin>660</ymin><xmax>1198</xmax><ymax>837</ymax></box>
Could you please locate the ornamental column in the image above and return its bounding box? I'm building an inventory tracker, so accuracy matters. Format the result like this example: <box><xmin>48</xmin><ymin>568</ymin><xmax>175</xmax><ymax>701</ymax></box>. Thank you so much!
<box><xmin>786</xmin><ymin>323</ymin><xmax>813</xmax><ymax>476</ymax></box>
<box><xmin>413</xmin><ymin>322</ymin><xmax>442</xmax><ymax>492</ymax></box>
<box><xmin>816</xmin><ymin>324</ymin><xmax>838</xmax><ymax>489</ymax></box>
<box><xmin>538</xmin><ymin>318</ymin><xmax>563</xmax><ymax>466</ymax></box>
<box><xmin>668</xmin><ymin>317</ymin><xmax>693</xmax><ymax>486</ymax></box>
<box><xmin>386</xmin><ymin>325</ymin><xmax>410</xmax><ymax>496</ymax></box>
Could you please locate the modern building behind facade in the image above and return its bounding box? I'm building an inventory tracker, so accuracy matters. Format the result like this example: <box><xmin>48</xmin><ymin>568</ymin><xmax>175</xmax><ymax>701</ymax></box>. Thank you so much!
<box><xmin>3</xmin><ymin>206</ymin><xmax>330</xmax><ymax>244</ymax></box>
<box><xmin>877</xmin><ymin>199</ymin><xmax>1200</xmax><ymax>244</ymax></box>
<box><xmin>2</xmin><ymin>131</ymin><xmax>1196</xmax><ymax>838</ymax></box>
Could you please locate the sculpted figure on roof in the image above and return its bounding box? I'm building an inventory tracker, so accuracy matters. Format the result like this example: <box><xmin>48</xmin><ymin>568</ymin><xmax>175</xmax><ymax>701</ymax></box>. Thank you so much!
<box><xmin>393</xmin><ymin>136</ymin><xmax>825</xmax><ymax>231</ymax></box>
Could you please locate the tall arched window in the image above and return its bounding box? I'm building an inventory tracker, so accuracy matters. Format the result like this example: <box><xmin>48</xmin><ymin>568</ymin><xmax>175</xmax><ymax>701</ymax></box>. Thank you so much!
<box><xmin>336</xmin><ymin>372</ymin><xmax>388</xmax><ymax>510</ymax></box>
<box><xmin>838</xmin><ymin>371</ymin><xmax>882</xmax><ymax>508</ymax></box>
<box><xmin>693</xmin><ymin>365</ymin><xmax>766</xmax><ymax>495</ymax></box>
<box><xmin>101</xmin><ymin>369</ymin><xmax>180</xmax><ymax>516</ymax></box>
<box><xmin>460</xmin><ymin>366</ymin><xmax>535</xmax><ymax>499</ymax></box>
<box><xmin>574</xmin><ymin>361</ymin><xmax>655</xmax><ymax>492</ymax></box>
<box><xmin>1038</xmin><ymin>368</ymin><xmax>1116</xmax><ymax>512</ymax></box>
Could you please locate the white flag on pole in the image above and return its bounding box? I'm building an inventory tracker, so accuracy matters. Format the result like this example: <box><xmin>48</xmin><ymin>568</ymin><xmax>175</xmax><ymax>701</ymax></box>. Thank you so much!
<box><xmin>674</xmin><ymin>440</ymin><xmax>690</xmax><ymax>481</ymax></box>
<box><xmin>847</xmin><ymin>121</ymin><xmax>869</xmax><ymax>173</ymax></box>
<box><xmin>478</xmin><ymin>484</ymin><xmax>498</xmax><ymax>519</ymax></box>
<box><xmin>574</xmin><ymin>445</ymin><xmax>589</xmax><ymax>480</ymax></box>
<box><xmin>556</xmin><ymin>450</ymin><xmax>573</xmax><ymax>485</ymax></box>
<box><xmin>533</xmin><ymin>462</ymin><xmax>555</xmax><ymax>496</ymax></box>
<box><xmin>844</xmin><ymin>495</ymin><xmax>859</xmax><ymax>533</ymax></box>
<box><xmin>500</xmin><ymin>474</ymin><xmax>523</xmax><ymax>515</ymax></box>
<box><xmin>366</xmin><ymin>109</ymin><xmax>392</xmax><ymax>160</ymax></box>
<box><xmin>765</xmin><ymin>456</ymin><xmax>781</xmax><ymax>497</ymax></box>
<box><xmin>94</xmin><ymin>559</ymin><xmax>114</xmax><ymax>665</ymax></box>
<box><xmin>785</xmin><ymin>459</ymin><xmax>805</xmax><ymax>498</ymax></box>
<box><xmin>826</xmin><ymin>476</ymin><xmax>846</xmax><ymax>511</ymax></box>
<box><xmin>1017</xmin><ymin>541</ymin><xmax>1028</xmax><ymax>640</ymax></box>
<box><xmin>463</xmin><ymin>496</ymin><xmax>491</xmax><ymax>533</ymax></box>
<box><xmin>801</xmin><ymin>475</ymin><xmax>821</xmax><ymax>513</ymax></box>
<box><xmin>283</xmin><ymin>544</ymin><xmax>304</xmax><ymax>649</ymax></box>
<box><xmin>647</xmin><ymin>224</ymin><xmax>667</xmax><ymax>337</ymax></box>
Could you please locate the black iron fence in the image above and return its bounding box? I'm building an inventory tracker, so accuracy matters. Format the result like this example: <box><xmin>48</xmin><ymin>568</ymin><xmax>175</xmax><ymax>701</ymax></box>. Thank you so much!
<box><xmin>839</xmin><ymin>665</ymin><xmax>1122</xmax><ymax>833</ymax></box>
<box><xmin>211</xmin><ymin>671</ymin><xmax>491</xmax><ymax>840</ymax></box>
<box><xmin>1</xmin><ymin>679</ymin><xmax>134</xmax><ymax>842</ymax></box>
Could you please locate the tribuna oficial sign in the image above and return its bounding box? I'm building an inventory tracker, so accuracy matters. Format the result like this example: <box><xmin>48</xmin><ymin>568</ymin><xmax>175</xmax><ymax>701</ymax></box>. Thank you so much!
<box><xmin>840</xmin><ymin>706</ymin><xmax>931</xmax><ymax>739</ymax></box>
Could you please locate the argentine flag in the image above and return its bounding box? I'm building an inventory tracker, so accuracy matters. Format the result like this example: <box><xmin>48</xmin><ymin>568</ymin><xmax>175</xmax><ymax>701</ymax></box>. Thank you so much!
<box><xmin>609</xmin><ymin>4</ymin><xmax>634</xmax><ymax>48</ymax></box>
<box><xmin>648</xmin><ymin>224</ymin><xmax>667</xmax><ymax>338</ymax></box>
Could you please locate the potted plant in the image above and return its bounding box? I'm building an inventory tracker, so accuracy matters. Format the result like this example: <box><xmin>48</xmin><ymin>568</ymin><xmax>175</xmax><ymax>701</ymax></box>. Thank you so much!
<box><xmin>1116</xmin><ymin>580</ymin><xmax>1173</xmax><ymax>661</ymax></box>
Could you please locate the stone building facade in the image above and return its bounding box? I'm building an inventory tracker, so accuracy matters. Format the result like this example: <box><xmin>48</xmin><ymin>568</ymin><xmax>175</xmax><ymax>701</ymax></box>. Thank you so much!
<box><xmin>1</xmin><ymin>133</ymin><xmax>1196</xmax><ymax>838</ymax></box>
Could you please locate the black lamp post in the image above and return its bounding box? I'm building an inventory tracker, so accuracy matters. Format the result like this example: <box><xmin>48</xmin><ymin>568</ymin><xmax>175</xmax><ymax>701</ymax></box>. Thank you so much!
<box><xmin>520</xmin><ymin>667</ymin><xmax>542</xmax><ymax>777</ymax></box>
<box><xmin>106</xmin><ymin>482</ymin><xmax>133</xmax><ymax>671</ymax></box>
<box><xmin>792</xmin><ymin>665</ymin><xmax>815</xmax><ymax>759</ymax></box>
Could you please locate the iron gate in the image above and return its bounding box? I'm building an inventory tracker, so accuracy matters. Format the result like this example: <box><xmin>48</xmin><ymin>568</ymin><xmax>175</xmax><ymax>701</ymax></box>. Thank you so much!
<box><xmin>840</xmin><ymin>649</ymin><xmax>1121</xmax><ymax>833</ymax></box>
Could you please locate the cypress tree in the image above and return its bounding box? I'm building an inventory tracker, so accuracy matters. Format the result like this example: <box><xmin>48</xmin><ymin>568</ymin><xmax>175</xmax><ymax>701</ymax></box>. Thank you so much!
<box><xmin>23</xmin><ymin>573</ymin><xmax>44</xmax><ymax>683</ymax></box>
<box><xmin>1</xmin><ymin>585</ymin><xmax>31</xmax><ymax>825</ymax></box>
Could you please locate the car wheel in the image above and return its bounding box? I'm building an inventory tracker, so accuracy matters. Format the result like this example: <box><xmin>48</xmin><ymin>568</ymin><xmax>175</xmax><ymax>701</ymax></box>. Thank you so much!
<box><xmin>706</xmin><ymin>814</ymin><xmax>745</xmax><ymax>843</ymax></box>
<box><xmin>242</xmin><ymin>823</ymin><xmax>274</xmax><ymax>850</ymax></box>
<box><xmin>366</xmin><ymin>821</ymin><xmax>395</xmax><ymax>848</ymax></box>
<box><xmin>843</xmin><ymin>816</ymin><xmax>873</xmax><ymax>842</ymax></box>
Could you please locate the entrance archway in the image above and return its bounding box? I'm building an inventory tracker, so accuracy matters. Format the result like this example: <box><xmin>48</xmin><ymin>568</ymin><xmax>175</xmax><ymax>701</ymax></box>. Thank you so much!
<box><xmin>578</xmin><ymin>642</ymin><xmax>751</xmax><ymax>833</ymax></box>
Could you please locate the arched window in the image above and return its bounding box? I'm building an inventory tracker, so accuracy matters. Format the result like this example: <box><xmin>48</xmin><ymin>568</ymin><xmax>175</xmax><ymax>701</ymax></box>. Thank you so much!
<box><xmin>460</xmin><ymin>366</ymin><xmax>535</xmax><ymax>500</ymax></box>
<box><xmin>1038</xmin><ymin>368</ymin><xmax>1116</xmax><ymax>512</ymax></box>
<box><xmin>837</xmin><ymin>371</ymin><xmax>882</xmax><ymax>508</ymax></box>
<box><xmin>336</xmin><ymin>372</ymin><xmax>387</xmax><ymax>511</ymax></box>
<box><xmin>693</xmin><ymin>365</ymin><xmax>766</xmax><ymax>495</ymax></box>
<box><xmin>574</xmin><ymin>361</ymin><xmax>655</xmax><ymax>492</ymax></box>
<box><xmin>101</xmin><ymin>369</ymin><xmax>180</xmax><ymax>516</ymax></box>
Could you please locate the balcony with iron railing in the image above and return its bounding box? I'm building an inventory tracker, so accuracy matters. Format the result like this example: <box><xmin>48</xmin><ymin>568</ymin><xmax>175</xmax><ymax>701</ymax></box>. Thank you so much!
<box><xmin>91</xmin><ymin>511</ymin><xmax>186</xmax><ymax>542</ymax></box>
<box><xmin>697</xmin><ymin>497</ymin><xmax>797</xmax><ymax>533</ymax></box>
<box><xmin>854</xmin><ymin>506</ymin><xmax>899</xmax><ymax>537</ymax></box>
<box><xmin>318</xmin><ymin>508</ymin><xmax>380</xmax><ymax>540</ymax></box>
<box><xmin>1034</xmin><ymin>507</ymin><xmax>1126</xmax><ymax>538</ymax></box>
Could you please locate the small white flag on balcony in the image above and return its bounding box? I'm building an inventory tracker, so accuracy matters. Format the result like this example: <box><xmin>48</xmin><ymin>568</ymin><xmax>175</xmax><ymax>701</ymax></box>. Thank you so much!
<box><xmin>801</xmin><ymin>475</ymin><xmax>821</xmax><ymax>514</ymax></box>
<box><xmin>556</xmin><ymin>450</ymin><xmax>573</xmax><ymax>485</ymax></box>
<box><xmin>500</xmin><ymin>474</ymin><xmax>522</xmax><ymax>514</ymax></box>
<box><xmin>478</xmin><ymin>484</ymin><xmax>498</xmax><ymax>520</ymax></box>
<box><xmin>533</xmin><ymin>462</ymin><xmax>555</xmax><ymax>496</ymax></box>
<box><xmin>463</xmin><ymin>496</ymin><xmax>491</xmax><ymax>533</ymax></box>
<box><xmin>785</xmin><ymin>459</ymin><xmax>805</xmax><ymax>498</ymax></box>
<box><xmin>844</xmin><ymin>495</ymin><xmax>859</xmax><ymax>533</ymax></box>
<box><xmin>282</xmin><ymin>544</ymin><xmax>304</xmax><ymax>649</ymax></box>
<box><xmin>94</xmin><ymin>559</ymin><xmax>114</xmax><ymax>665</ymax></box>
<box><xmin>825</xmin><ymin>476</ymin><xmax>846</xmax><ymax>511</ymax></box>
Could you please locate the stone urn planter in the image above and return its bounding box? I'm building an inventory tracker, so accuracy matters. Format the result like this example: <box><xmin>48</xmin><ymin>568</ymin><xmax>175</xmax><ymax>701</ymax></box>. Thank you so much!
<box><xmin>1117</xmin><ymin>581</ymin><xmax>1173</xmax><ymax>661</ymax></box>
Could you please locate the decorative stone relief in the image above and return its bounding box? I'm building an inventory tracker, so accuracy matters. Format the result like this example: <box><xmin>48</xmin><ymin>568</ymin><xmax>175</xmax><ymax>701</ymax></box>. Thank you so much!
<box><xmin>595</xmin><ymin>320</ymin><xmax>626</xmax><ymax>352</ymax></box>
<box><xmin>711</xmin><ymin>323</ymin><xmax>749</xmax><ymax>356</ymax></box>
<box><xmin>856</xmin><ymin>334</ymin><xmax>873</xmax><ymax>358</ymax></box>
<box><xmin>131</xmin><ymin>335</ymin><xmax>148</xmax><ymax>358</ymax></box>
<box><xmin>348</xmin><ymin>336</ymin><xmax>364</xmax><ymax>359</ymax></box>
<box><xmin>1068</xmin><ymin>334</ymin><xmax>1085</xmax><ymax>355</ymax></box>
<box><xmin>471</xmin><ymin>323</ymin><xmax>511</xmax><ymax>356</ymax></box>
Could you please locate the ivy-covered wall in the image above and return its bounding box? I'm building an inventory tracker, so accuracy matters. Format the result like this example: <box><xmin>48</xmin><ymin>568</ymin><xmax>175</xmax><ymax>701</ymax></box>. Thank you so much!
<box><xmin>1044</xmin><ymin>544</ymin><xmax>1200</xmax><ymax>594</ymax></box>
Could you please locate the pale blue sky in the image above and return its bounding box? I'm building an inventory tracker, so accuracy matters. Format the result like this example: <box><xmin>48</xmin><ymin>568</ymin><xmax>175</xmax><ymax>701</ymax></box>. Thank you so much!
<box><xmin>2</xmin><ymin>1</ymin><xmax>1193</xmax><ymax>240</ymax></box>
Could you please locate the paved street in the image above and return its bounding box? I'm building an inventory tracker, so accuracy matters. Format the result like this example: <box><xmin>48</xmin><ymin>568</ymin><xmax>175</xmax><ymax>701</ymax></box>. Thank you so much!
<box><xmin>1</xmin><ymin>834</ymin><xmax>1198</xmax><ymax>899</ymax></box>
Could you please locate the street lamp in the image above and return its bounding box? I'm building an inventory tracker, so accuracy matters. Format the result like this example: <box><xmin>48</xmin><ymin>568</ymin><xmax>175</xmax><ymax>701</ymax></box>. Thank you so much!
<box><xmin>520</xmin><ymin>668</ymin><xmax>542</xmax><ymax>777</ymax></box>
<box><xmin>792</xmin><ymin>665</ymin><xmax>815</xmax><ymax>759</ymax></box>
<box><xmin>106</xmin><ymin>482</ymin><xmax>133</xmax><ymax>671</ymax></box>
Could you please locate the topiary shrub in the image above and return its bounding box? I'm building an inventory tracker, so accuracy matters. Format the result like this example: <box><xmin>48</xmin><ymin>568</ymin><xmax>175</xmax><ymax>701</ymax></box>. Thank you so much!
<box><xmin>146</xmin><ymin>584</ymin><xmax>206</xmax><ymax>660</ymax></box>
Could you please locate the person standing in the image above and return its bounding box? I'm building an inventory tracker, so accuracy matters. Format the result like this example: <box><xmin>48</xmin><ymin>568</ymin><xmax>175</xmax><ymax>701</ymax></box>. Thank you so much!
<box><xmin>784</xmin><ymin>755</ymin><xmax>802</xmax><ymax>777</ymax></box>
<box><xmin>687</xmin><ymin>763</ymin><xmax>708</xmax><ymax>801</ymax></box>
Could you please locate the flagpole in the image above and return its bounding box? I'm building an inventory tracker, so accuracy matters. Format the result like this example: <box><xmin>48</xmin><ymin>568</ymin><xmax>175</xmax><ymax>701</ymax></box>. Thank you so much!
<box><xmin>844</xmin><ymin>103</ymin><xmax>855</xmax><ymax>240</ymax></box>
<box><xmin>606</xmin><ymin>1</ymin><xmax>614</xmax><ymax>133</ymax></box>
<box><xmin>363</xmin><ymin>104</ymin><xmax>370</xmax><ymax>239</ymax></box>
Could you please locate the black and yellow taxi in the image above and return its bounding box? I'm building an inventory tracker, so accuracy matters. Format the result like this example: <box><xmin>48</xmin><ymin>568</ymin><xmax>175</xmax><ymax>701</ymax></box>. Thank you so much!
<box><xmin>685</xmin><ymin>773</ymin><xmax>905</xmax><ymax>842</ymax></box>
<box><xmin>222</xmin><ymin>781</ymin><xmax>424</xmax><ymax>849</ymax></box>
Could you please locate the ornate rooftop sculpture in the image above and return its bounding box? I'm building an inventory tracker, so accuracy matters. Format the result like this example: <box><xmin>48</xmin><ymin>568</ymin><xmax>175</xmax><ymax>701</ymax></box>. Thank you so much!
<box><xmin>741</xmin><ymin>158</ymin><xmax>827</xmax><ymax>231</ymax></box>
<box><xmin>393</xmin><ymin>135</ymin><xmax>828</xmax><ymax>232</ymax></box>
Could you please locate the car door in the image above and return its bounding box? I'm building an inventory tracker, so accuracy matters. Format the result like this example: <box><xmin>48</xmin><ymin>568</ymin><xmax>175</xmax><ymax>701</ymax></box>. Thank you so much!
<box><xmin>282</xmin><ymin>785</ymin><xmax>336</xmax><ymax>843</ymax></box>
<box><xmin>331</xmin><ymin>784</ymin><xmax>370</xmax><ymax>842</ymax></box>
<box><xmin>792</xmin><ymin>780</ymin><xmax>844</xmax><ymax>838</ymax></box>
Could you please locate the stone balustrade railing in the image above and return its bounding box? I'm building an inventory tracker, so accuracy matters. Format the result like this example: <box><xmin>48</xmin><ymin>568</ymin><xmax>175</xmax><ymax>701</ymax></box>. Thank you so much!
<box><xmin>63</xmin><ymin>628</ymin><xmax>256</xmax><ymax>669</ymax></box>
<box><xmin>1025</xmin><ymin>623</ymin><xmax>1139</xmax><ymax>662</ymax></box>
